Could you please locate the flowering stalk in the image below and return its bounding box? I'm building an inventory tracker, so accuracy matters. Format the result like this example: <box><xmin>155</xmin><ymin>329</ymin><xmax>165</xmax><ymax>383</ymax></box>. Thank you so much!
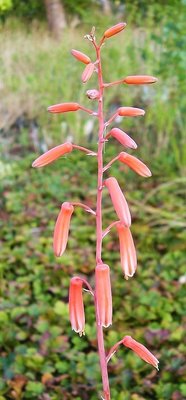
<box><xmin>32</xmin><ymin>23</ymin><xmax>158</xmax><ymax>400</ymax></box>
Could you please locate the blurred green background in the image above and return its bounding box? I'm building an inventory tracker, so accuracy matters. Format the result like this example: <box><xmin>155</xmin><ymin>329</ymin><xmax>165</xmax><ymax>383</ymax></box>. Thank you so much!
<box><xmin>0</xmin><ymin>1</ymin><xmax>186</xmax><ymax>399</ymax></box>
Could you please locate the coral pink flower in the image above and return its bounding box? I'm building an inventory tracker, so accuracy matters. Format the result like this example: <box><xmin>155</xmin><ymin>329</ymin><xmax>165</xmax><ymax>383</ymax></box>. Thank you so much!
<box><xmin>118</xmin><ymin>152</ymin><xmax>152</xmax><ymax>177</ymax></box>
<box><xmin>53</xmin><ymin>202</ymin><xmax>74</xmax><ymax>257</ymax></box>
<box><xmin>82</xmin><ymin>63</ymin><xmax>95</xmax><ymax>83</ymax></box>
<box><xmin>124</xmin><ymin>75</ymin><xmax>157</xmax><ymax>85</ymax></box>
<box><xmin>118</xmin><ymin>107</ymin><xmax>145</xmax><ymax>117</ymax></box>
<box><xmin>104</xmin><ymin>177</ymin><xmax>131</xmax><ymax>227</ymax></box>
<box><xmin>103</xmin><ymin>22</ymin><xmax>127</xmax><ymax>39</ymax></box>
<box><xmin>32</xmin><ymin>142</ymin><xmax>73</xmax><ymax>168</ymax></box>
<box><xmin>69</xmin><ymin>277</ymin><xmax>85</xmax><ymax>336</ymax></box>
<box><xmin>122</xmin><ymin>336</ymin><xmax>159</xmax><ymax>370</ymax></box>
<box><xmin>48</xmin><ymin>102</ymin><xmax>80</xmax><ymax>113</ymax></box>
<box><xmin>95</xmin><ymin>264</ymin><xmax>112</xmax><ymax>328</ymax></box>
<box><xmin>71</xmin><ymin>49</ymin><xmax>91</xmax><ymax>64</ymax></box>
<box><xmin>106</xmin><ymin>128</ymin><xmax>137</xmax><ymax>149</ymax></box>
<box><xmin>117</xmin><ymin>223</ymin><xmax>137</xmax><ymax>279</ymax></box>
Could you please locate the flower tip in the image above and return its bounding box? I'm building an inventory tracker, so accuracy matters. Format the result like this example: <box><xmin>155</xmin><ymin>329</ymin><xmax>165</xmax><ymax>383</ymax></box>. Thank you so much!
<box><xmin>132</xmin><ymin>142</ymin><xmax>138</xmax><ymax>150</ymax></box>
<box><xmin>156</xmin><ymin>361</ymin><xmax>160</xmax><ymax>371</ymax></box>
<box><xmin>32</xmin><ymin>160</ymin><xmax>36</xmax><ymax>168</ymax></box>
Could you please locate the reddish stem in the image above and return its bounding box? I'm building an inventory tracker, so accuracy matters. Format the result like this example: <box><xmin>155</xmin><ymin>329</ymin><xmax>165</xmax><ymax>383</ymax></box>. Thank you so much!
<box><xmin>72</xmin><ymin>144</ymin><xmax>97</xmax><ymax>156</ymax></box>
<box><xmin>104</xmin><ymin>79</ymin><xmax>124</xmax><ymax>88</ymax></box>
<box><xmin>102</xmin><ymin>220</ymin><xmax>119</xmax><ymax>239</ymax></box>
<box><xmin>93</xmin><ymin>40</ymin><xmax>111</xmax><ymax>400</ymax></box>
<box><xmin>79</xmin><ymin>104</ymin><xmax>98</xmax><ymax>115</ymax></box>
<box><xmin>105</xmin><ymin>111</ymin><xmax>118</xmax><ymax>127</ymax></box>
<box><xmin>103</xmin><ymin>155</ymin><xmax>120</xmax><ymax>172</ymax></box>
<box><xmin>71</xmin><ymin>202</ymin><xmax>96</xmax><ymax>216</ymax></box>
<box><xmin>106</xmin><ymin>339</ymin><xmax>123</xmax><ymax>363</ymax></box>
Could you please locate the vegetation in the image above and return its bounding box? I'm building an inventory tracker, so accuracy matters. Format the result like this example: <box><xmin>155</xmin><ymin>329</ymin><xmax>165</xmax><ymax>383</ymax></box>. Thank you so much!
<box><xmin>0</xmin><ymin>2</ymin><xmax>185</xmax><ymax>399</ymax></box>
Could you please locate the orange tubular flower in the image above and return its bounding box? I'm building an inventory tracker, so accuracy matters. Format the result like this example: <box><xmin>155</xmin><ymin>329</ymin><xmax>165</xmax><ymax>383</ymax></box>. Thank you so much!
<box><xmin>124</xmin><ymin>75</ymin><xmax>157</xmax><ymax>85</ymax></box>
<box><xmin>104</xmin><ymin>177</ymin><xmax>131</xmax><ymax>227</ymax></box>
<box><xmin>32</xmin><ymin>142</ymin><xmax>73</xmax><ymax>168</ymax></box>
<box><xmin>118</xmin><ymin>152</ymin><xmax>152</xmax><ymax>177</ymax></box>
<box><xmin>71</xmin><ymin>49</ymin><xmax>91</xmax><ymax>64</ymax></box>
<box><xmin>48</xmin><ymin>102</ymin><xmax>80</xmax><ymax>113</ymax></box>
<box><xmin>117</xmin><ymin>223</ymin><xmax>137</xmax><ymax>279</ymax></box>
<box><xmin>96</xmin><ymin>264</ymin><xmax>112</xmax><ymax>328</ymax></box>
<box><xmin>69</xmin><ymin>277</ymin><xmax>85</xmax><ymax>336</ymax></box>
<box><xmin>103</xmin><ymin>22</ymin><xmax>127</xmax><ymax>39</ymax></box>
<box><xmin>122</xmin><ymin>336</ymin><xmax>159</xmax><ymax>370</ymax></box>
<box><xmin>53</xmin><ymin>202</ymin><xmax>74</xmax><ymax>257</ymax></box>
<box><xmin>118</xmin><ymin>107</ymin><xmax>145</xmax><ymax>117</ymax></box>
<box><xmin>106</xmin><ymin>128</ymin><xmax>137</xmax><ymax>149</ymax></box>
<box><xmin>82</xmin><ymin>63</ymin><xmax>95</xmax><ymax>83</ymax></box>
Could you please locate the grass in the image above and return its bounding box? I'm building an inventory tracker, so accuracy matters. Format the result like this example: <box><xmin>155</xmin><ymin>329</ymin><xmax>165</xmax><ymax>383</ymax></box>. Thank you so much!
<box><xmin>0</xmin><ymin>13</ymin><xmax>185</xmax><ymax>172</ymax></box>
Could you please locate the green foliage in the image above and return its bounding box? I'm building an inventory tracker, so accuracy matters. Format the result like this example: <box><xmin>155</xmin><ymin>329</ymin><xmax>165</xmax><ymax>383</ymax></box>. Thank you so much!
<box><xmin>9</xmin><ymin>0</ymin><xmax>44</xmax><ymax>19</ymax></box>
<box><xmin>0</xmin><ymin>148</ymin><xmax>185</xmax><ymax>398</ymax></box>
<box><xmin>0</xmin><ymin>0</ymin><xmax>12</xmax><ymax>13</ymax></box>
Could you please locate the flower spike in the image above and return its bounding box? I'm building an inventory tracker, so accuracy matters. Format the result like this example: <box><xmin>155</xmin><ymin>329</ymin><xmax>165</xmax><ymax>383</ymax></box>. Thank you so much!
<box><xmin>118</xmin><ymin>152</ymin><xmax>152</xmax><ymax>177</ymax></box>
<box><xmin>32</xmin><ymin>22</ymin><xmax>158</xmax><ymax>399</ymax></box>
<box><xmin>122</xmin><ymin>336</ymin><xmax>159</xmax><ymax>370</ymax></box>
<box><xmin>32</xmin><ymin>142</ymin><xmax>73</xmax><ymax>168</ymax></box>
<box><xmin>104</xmin><ymin>177</ymin><xmax>131</xmax><ymax>227</ymax></box>
<box><xmin>105</xmin><ymin>128</ymin><xmax>137</xmax><ymax>149</ymax></box>
<box><xmin>53</xmin><ymin>202</ymin><xmax>74</xmax><ymax>257</ymax></box>
<box><xmin>124</xmin><ymin>75</ymin><xmax>157</xmax><ymax>85</ymax></box>
<box><xmin>69</xmin><ymin>277</ymin><xmax>85</xmax><ymax>336</ymax></box>
<box><xmin>71</xmin><ymin>49</ymin><xmax>91</xmax><ymax>64</ymax></box>
<box><xmin>95</xmin><ymin>264</ymin><xmax>112</xmax><ymax>328</ymax></box>
<box><xmin>103</xmin><ymin>23</ymin><xmax>127</xmax><ymax>39</ymax></box>
<box><xmin>117</xmin><ymin>223</ymin><xmax>137</xmax><ymax>279</ymax></box>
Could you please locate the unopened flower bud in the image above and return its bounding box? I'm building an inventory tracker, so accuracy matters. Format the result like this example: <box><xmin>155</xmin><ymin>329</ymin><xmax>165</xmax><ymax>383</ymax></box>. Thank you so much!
<box><xmin>71</xmin><ymin>49</ymin><xmax>91</xmax><ymax>64</ymax></box>
<box><xmin>118</xmin><ymin>107</ymin><xmax>145</xmax><ymax>117</ymax></box>
<box><xmin>69</xmin><ymin>277</ymin><xmax>85</xmax><ymax>336</ymax></box>
<box><xmin>32</xmin><ymin>142</ymin><xmax>73</xmax><ymax>168</ymax></box>
<box><xmin>117</xmin><ymin>223</ymin><xmax>137</xmax><ymax>279</ymax></box>
<box><xmin>122</xmin><ymin>336</ymin><xmax>159</xmax><ymax>370</ymax></box>
<box><xmin>96</xmin><ymin>263</ymin><xmax>112</xmax><ymax>328</ymax></box>
<box><xmin>48</xmin><ymin>103</ymin><xmax>80</xmax><ymax>113</ymax></box>
<box><xmin>104</xmin><ymin>177</ymin><xmax>131</xmax><ymax>227</ymax></box>
<box><xmin>82</xmin><ymin>63</ymin><xmax>95</xmax><ymax>83</ymax></box>
<box><xmin>118</xmin><ymin>152</ymin><xmax>152</xmax><ymax>177</ymax></box>
<box><xmin>106</xmin><ymin>128</ymin><xmax>137</xmax><ymax>149</ymax></box>
<box><xmin>103</xmin><ymin>23</ymin><xmax>127</xmax><ymax>39</ymax></box>
<box><xmin>53</xmin><ymin>202</ymin><xmax>74</xmax><ymax>257</ymax></box>
<box><xmin>86</xmin><ymin>89</ymin><xmax>100</xmax><ymax>100</ymax></box>
<box><xmin>124</xmin><ymin>75</ymin><xmax>157</xmax><ymax>85</ymax></box>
